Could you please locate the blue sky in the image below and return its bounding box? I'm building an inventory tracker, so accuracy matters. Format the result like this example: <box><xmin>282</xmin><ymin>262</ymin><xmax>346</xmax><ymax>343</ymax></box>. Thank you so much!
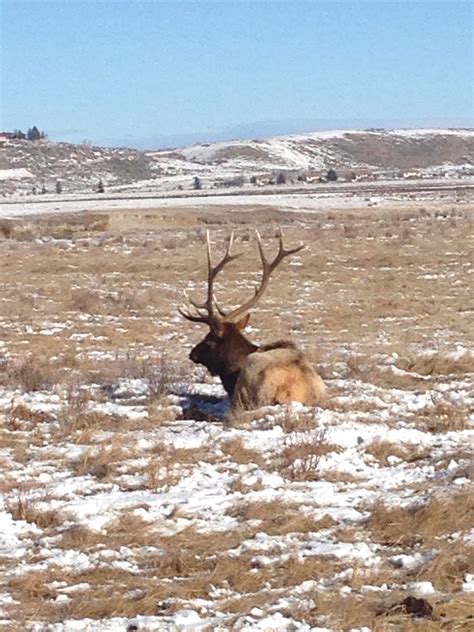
<box><xmin>1</xmin><ymin>0</ymin><xmax>472</xmax><ymax>148</ymax></box>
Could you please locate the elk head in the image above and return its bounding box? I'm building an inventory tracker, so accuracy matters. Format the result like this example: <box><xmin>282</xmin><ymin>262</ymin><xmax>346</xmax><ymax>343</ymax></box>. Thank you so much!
<box><xmin>179</xmin><ymin>230</ymin><xmax>304</xmax><ymax>396</ymax></box>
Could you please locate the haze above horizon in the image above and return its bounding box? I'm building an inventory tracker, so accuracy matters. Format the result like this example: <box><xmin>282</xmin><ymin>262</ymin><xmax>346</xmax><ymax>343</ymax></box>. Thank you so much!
<box><xmin>1</xmin><ymin>0</ymin><xmax>472</xmax><ymax>149</ymax></box>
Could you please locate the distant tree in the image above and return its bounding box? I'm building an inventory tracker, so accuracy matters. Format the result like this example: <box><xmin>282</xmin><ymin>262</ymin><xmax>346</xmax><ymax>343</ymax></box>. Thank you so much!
<box><xmin>32</xmin><ymin>186</ymin><xmax>37</xmax><ymax>195</ymax></box>
<box><xmin>13</xmin><ymin>129</ymin><xmax>26</xmax><ymax>139</ymax></box>
<box><xmin>27</xmin><ymin>126</ymin><xmax>41</xmax><ymax>141</ymax></box>
<box><xmin>56</xmin><ymin>180</ymin><xmax>62</xmax><ymax>194</ymax></box>
<box><xmin>297</xmin><ymin>173</ymin><xmax>307</xmax><ymax>182</ymax></box>
<box><xmin>41</xmin><ymin>183</ymin><xmax>47</xmax><ymax>194</ymax></box>
<box><xmin>97</xmin><ymin>179</ymin><xmax>105</xmax><ymax>193</ymax></box>
<box><xmin>192</xmin><ymin>176</ymin><xmax>202</xmax><ymax>190</ymax></box>
<box><xmin>223</xmin><ymin>175</ymin><xmax>245</xmax><ymax>188</ymax></box>
<box><xmin>276</xmin><ymin>172</ymin><xmax>286</xmax><ymax>185</ymax></box>
<box><xmin>326</xmin><ymin>168</ymin><xmax>338</xmax><ymax>182</ymax></box>
<box><xmin>249</xmin><ymin>175</ymin><xmax>257</xmax><ymax>185</ymax></box>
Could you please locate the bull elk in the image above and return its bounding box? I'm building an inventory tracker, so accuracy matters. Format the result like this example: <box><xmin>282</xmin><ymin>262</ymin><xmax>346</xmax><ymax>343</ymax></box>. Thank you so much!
<box><xmin>179</xmin><ymin>230</ymin><xmax>326</xmax><ymax>410</ymax></box>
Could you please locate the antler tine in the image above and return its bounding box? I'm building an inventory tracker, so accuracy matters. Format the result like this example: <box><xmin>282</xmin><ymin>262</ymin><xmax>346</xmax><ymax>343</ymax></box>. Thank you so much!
<box><xmin>179</xmin><ymin>232</ymin><xmax>242</xmax><ymax>326</ymax></box>
<box><xmin>213</xmin><ymin>297</ymin><xmax>228</xmax><ymax>317</ymax></box>
<box><xmin>177</xmin><ymin>305</ymin><xmax>211</xmax><ymax>324</ymax></box>
<box><xmin>224</xmin><ymin>229</ymin><xmax>305</xmax><ymax>322</ymax></box>
<box><xmin>256</xmin><ymin>228</ymin><xmax>304</xmax><ymax>271</ymax></box>
<box><xmin>183</xmin><ymin>289</ymin><xmax>207</xmax><ymax>312</ymax></box>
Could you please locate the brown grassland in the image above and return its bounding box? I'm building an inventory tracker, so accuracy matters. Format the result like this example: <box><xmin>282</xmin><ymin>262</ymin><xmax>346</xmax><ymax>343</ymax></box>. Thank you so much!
<box><xmin>0</xmin><ymin>201</ymin><xmax>472</xmax><ymax>630</ymax></box>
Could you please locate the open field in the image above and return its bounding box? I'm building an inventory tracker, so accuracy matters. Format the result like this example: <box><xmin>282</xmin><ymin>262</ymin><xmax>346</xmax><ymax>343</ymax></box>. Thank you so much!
<box><xmin>0</xmin><ymin>202</ymin><xmax>473</xmax><ymax>631</ymax></box>
<box><xmin>1</xmin><ymin>177</ymin><xmax>473</xmax><ymax>219</ymax></box>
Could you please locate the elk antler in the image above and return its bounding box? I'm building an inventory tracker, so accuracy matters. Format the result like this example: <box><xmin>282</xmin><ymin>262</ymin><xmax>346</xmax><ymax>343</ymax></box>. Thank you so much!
<box><xmin>178</xmin><ymin>230</ymin><xmax>242</xmax><ymax>327</ymax></box>
<box><xmin>220</xmin><ymin>228</ymin><xmax>304</xmax><ymax>322</ymax></box>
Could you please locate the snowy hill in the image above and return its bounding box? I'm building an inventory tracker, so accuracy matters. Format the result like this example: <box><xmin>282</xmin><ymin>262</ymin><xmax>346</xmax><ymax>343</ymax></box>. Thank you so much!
<box><xmin>1</xmin><ymin>128</ymin><xmax>473</xmax><ymax>196</ymax></box>
<box><xmin>179</xmin><ymin>128</ymin><xmax>474</xmax><ymax>170</ymax></box>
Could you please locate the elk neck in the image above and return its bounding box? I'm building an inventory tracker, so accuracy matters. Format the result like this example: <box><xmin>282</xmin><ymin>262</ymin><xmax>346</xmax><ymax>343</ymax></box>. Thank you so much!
<box><xmin>217</xmin><ymin>326</ymin><xmax>259</xmax><ymax>397</ymax></box>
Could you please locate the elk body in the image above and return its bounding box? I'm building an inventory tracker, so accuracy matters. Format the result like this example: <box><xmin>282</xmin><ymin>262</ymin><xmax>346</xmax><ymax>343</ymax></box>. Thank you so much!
<box><xmin>179</xmin><ymin>230</ymin><xmax>326</xmax><ymax>410</ymax></box>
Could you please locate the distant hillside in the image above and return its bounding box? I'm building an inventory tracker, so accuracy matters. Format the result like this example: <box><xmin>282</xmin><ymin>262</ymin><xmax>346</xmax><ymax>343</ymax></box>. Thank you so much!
<box><xmin>1</xmin><ymin>128</ymin><xmax>473</xmax><ymax>196</ymax></box>
<box><xmin>178</xmin><ymin>129</ymin><xmax>474</xmax><ymax>170</ymax></box>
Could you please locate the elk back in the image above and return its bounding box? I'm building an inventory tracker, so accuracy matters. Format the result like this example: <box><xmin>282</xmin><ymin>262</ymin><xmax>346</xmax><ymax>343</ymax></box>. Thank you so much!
<box><xmin>233</xmin><ymin>346</ymin><xmax>326</xmax><ymax>409</ymax></box>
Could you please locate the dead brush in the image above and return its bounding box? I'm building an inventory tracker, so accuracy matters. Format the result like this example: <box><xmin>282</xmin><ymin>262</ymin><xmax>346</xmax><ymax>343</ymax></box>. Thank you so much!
<box><xmin>52</xmin><ymin>409</ymin><xmax>118</xmax><ymax>442</ymax></box>
<box><xmin>145</xmin><ymin>442</ymin><xmax>215</xmax><ymax>489</ymax></box>
<box><xmin>228</xmin><ymin>475</ymin><xmax>265</xmax><ymax>494</ymax></box>
<box><xmin>417</xmin><ymin>539</ymin><xmax>473</xmax><ymax>592</ymax></box>
<box><xmin>8</xmin><ymin>570</ymin><xmax>59</xmax><ymax>601</ymax></box>
<box><xmin>279</xmin><ymin>408</ymin><xmax>320</xmax><ymax>433</ymax></box>
<box><xmin>145</xmin><ymin>457</ymin><xmax>182</xmax><ymax>490</ymax></box>
<box><xmin>308</xmin><ymin>591</ymin><xmax>430</xmax><ymax>631</ymax></box>
<box><xmin>369</xmin><ymin>490</ymin><xmax>473</xmax><ymax>547</ymax></box>
<box><xmin>3</xmin><ymin>213</ymin><xmax>110</xmax><ymax>244</ymax></box>
<box><xmin>219</xmin><ymin>589</ymin><xmax>281</xmax><ymax>615</ymax></box>
<box><xmin>342</xmin><ymin>223</ymin><xmax>358</xmax><ymax>239</ymax></box>
<box><xmin>63</xmin><ymin>381</ymin><xmax>91</xmax><ymax>412</ymax></box>
<box><xmin>270</xmin><ymin>555</ymin><xmax>342</xmax><ymax>589</ymax></box>
<box><xmin>7</xmin><ymin>403</ymin><xmax>50</xmax><ymax>426</ymax></box>
<box><xmin>69</xmin><ymin>288</ymin><xmax>102</xmax><ymax>313</ymax></box>
<box><xmin>0</xmin><ymin>220</ymin><xmax>35</xmax><ymax>241</ymax></box>
<box><xmin>417</xmin><ymin>398</ymin><xmax>470</xmax><ymax>433</ymax></box>
<box><xmin>4</xmin><ymin>357</ymin><xmax>60</xmax><ymax>392</ymax></box>
<box><xmin>366</xmin><ymin>440</ymin><xmax>431</xmax><ymax>466</ymax></box>
<box><xmin>0</xmin><ymin>218</ymin><xmax>14</xmax><ymax>238</ymax></box>
<box><xmin>72</xmin><ymin>441</ymin><xmax>135</xmax><ymax>480</ymax></box>
<box><xmin>90</xmin><ymin>352</ymin><xmax>172</xmax><ymax>401</ymax></box>
<box><xmin>221</xmin><ymin>437</ymin><xmax>266</xmax><ymax>466</ymax></box>
<box><xmin>227</xmin><ymin>499</ymin><xmax>336</xmax><ymax>535</ymax></box>
<box><xmin>57</xmin><ymin>524</ymin><xmax>105</xmax><ymax>551</ymax></box>
<box><xmin>5</xmin><ymin>493</ymin><xmax>34</xmax><ymax>522</ymax></box>
<box><xmin>277</xmin><ymin>430</ymin><xmax>341</xmax><ymax>481</ymax></box>
<box><xmin>148</xmin><ymin>355</ymin><xmax>172</xmax><ymax>402</ymax></box>
<box><xmin>226</xmin><ymin>405</ymin><xmax>264</xmax><ymax>428</ymax></box>
<box><xmin>5</xmin><ymin>494</ymin><xmax>65</xmax><ymax>530</ymax></box>
<box><xmin>102</xmin><ymin>511</ymin><xmax>158</xmax><ymax>548</ymax></box>
<box><xmin>396</xmin><ymin>350</ymin><xmax>473</xmax><ymax>376</ymax></box>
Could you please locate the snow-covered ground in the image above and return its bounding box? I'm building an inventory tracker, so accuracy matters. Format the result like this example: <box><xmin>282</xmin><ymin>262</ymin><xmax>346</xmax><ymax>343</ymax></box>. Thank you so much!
<box><xmin>1</xmin><ymin>177</ymin><xmax>473</xmax><ymax>219</ymax></box>
<box><xmin>0</xmin><ymin>205</ymin><xmax>472</xmax><ymax>630</ymax></box>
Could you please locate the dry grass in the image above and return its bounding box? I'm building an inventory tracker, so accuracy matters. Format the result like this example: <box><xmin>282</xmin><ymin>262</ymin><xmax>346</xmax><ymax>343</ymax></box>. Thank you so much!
<box><xmin>1</xmin><ymin>204</ymin><xmax>473</xmax><ymax>628</ymax></box>
<box><xmin>277</xmin><ymin>431</ymin><xmax>341</xmax><ymax>481</ymax></box>
<box><xmin>419</xmin><ymin>540</ymin><xmax>473</xmax><ymax>592</ymax></box>
<box><xmin>396</xmin><ymin>351</ymin><xmax>473</xmax><ymax>376</ymax></box>
<box><xmin>227</xmin><ymin>499</ymin><xmax>337</xmax><ymax>535</ymax></box>
<box><xmin>369</xmin><ymin>490</ymin><xmax>473</xmax><ymax>547</ymax></box>
<box><xmin>0</xmin><ymin>213</ymin><xmax>109</xmax><ymax>242</ymax></box>
<box><xmin>221</xmin><ymin>437</ymin><xmax>267</xmax><ymax>466</ymax></box>
<box><xmin>5</xmin><ymin>494</ymin><xmax>67</xmax><ymax>530</ymax></box>
<box><xmin>366</xmin><ymin>440</ymin><xmax>431</xmax><ymax>466</ymax></box>
<box><xmin>71</xmin><ymin>441</ymin><xmax>138</xmax><ymax>480</ymax></box>
<box><xmin>279</xmin><ymin>409</ymin><xmax>321</xmax><ymax>433</ymax></box>
<box><xmin>418</xmin><ymin>399</ymin><xmax>471</xmax><ymax>433</ymax></box>
<box><xmin>51</xmin><ymin>409</ymin><xmax>119</xmax><ymax>442</ymax></box>
<box><xmin>2</xmin><ymin>356</ymin><xmax>62</xmax><ymax>391</ymax></box>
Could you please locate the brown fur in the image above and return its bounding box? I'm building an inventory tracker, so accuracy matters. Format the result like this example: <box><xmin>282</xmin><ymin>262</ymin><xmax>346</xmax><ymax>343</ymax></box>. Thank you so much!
<box><xmin>233</xmin><ymin>346</ymin><xmax>326</xmax><ymax>409</ymax></box>
<box><xmin>188</xmin><ymin>321</ymin><xmax>325</xmax><ymax>410</ymax></box>
<box><xmin>181</xmin><ymin>231</ymin><xmax>326</xmax><ymax>410</ymax></box>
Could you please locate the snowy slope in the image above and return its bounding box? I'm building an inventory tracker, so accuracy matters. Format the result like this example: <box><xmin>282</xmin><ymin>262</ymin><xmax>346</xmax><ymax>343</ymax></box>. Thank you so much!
<box><xmin>0</xmin><ymin>128</ymin><xmax>473</xmax><ymax>196</ymax></box>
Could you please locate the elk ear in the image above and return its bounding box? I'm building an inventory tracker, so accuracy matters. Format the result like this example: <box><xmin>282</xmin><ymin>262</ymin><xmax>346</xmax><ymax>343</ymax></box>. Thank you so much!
<box><xmin>235</xmin><ymin>313</ymin><xmax>251</xmax><ymax>330</ymax></box>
